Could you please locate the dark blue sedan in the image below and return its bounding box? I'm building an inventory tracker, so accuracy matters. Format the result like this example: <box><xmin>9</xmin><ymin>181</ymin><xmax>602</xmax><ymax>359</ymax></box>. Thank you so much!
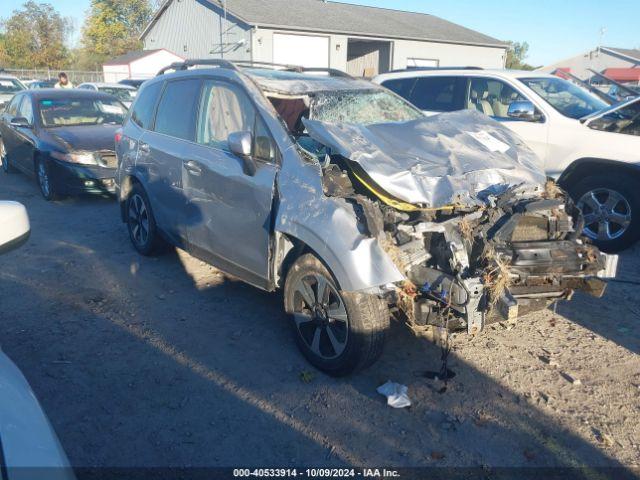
<box><xmin>0</xmin><ymin>89</ymin><xmax>126</xmax><ymax>200</ymax></box>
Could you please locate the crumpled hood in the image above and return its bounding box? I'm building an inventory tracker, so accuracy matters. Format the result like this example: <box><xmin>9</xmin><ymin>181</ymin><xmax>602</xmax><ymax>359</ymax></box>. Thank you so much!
<box><xmin>45</xmin><ymin>124</ymin><xmax>119</xmax><ymax>152</ymax></box>
<box><xmin>304</xmin><ymin>110</ymin><xmax>547</xmax><ymax>209</ymax></box>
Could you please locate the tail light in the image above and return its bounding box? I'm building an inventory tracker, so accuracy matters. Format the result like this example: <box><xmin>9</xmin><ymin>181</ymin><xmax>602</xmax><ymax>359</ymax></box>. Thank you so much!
<box><xmin>115</xmin><ymin>130</ymin><xmax>123</xmax><ymax>144</ymax></box>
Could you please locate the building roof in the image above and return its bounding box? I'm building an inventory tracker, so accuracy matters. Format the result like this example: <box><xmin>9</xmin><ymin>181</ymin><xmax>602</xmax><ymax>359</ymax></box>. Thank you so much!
<box><xmin>601</xmin><ymin>47</ymin><xmax>640</xmax><ymax>63</ymax></box>
<box><xmin>103</xmin><ymin>49</ymin><xmax>164</xmax><ymax>66</ymax></box>
<box><xmin>144</xmin><ymin>0</ymin><xmax>507</xmax><ymax>48</ymax></box>
<box><xmin>603</xmin><ymin>68</ymin><xmax>640</xmax><ymax>83</ymax></box>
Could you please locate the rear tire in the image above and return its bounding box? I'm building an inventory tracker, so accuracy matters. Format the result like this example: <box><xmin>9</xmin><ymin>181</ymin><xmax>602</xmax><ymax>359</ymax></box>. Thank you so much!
<box><xmin>284</xmin><ymin>253</ymin><xmax>389</xmax><ymax>376</ymax></box>
<box><xmin>126</xmin><ymin>182</ymin><xmax>166</xmax><ymax>256</ymax></box>
<box><xmin>568</xmin><ymin>174</ymin><xmax>640</xmax><ymax>253</ymax></box>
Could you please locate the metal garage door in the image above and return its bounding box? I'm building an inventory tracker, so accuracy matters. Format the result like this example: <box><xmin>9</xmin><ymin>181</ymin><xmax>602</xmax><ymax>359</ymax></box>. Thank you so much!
<box><xmin>273</xmin><ymin>33</ymin><xmax>330</xmax><ymax>68</ymax></box>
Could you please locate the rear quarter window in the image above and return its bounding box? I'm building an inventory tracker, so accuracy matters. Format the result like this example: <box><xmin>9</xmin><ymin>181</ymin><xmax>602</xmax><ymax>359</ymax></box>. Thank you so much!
<box><xmin>130</xmin><ymin>81</ymin><xmax>163</xmax><ymax>130</ymax></box>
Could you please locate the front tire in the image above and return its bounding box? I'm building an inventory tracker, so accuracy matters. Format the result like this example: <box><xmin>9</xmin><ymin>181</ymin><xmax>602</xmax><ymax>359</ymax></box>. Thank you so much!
<box><xmin>126</xmin><ymin>182</ymin><xmax>166</xmax><ymax>256</ymax></box>
<box><xmin>569</xmin><ymin>174</ymin><xmax>640</xmax><ymax>253</ymax></box>
<box><xmin>1</xmin><ymin>137</ymin><xmax>15</xmax><ymax>174</ymax></box>
<box><xmin>284</xmin><ymin>253</ymin><xmax>389</xmax><ymax>376</ymax></box>
<box><xmin>36</xmin><ymin>157</ymin><xmax>58</xmax><ymax>201</ymax></box>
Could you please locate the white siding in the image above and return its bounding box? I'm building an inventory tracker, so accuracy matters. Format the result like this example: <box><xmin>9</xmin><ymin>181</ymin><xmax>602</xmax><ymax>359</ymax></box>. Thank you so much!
<box><xmin>103</xmin><ymin>65</ymin><xmax>129</xmax><ymax>83</ymax></box>
<box><xmin>129</xmin><ymin>50</ymin><xmax>185</xmax><ymax>78</ymax></box>
<box><xmin>392</xmin><ymin>40</ymin><xmax>505</xmax><ymax>69</ymax></box>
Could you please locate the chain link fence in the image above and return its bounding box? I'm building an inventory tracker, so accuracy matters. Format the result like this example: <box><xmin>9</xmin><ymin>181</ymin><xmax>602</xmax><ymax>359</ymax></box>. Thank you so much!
<box><xmin>4</xmin><ymin>68</ymin><xmax>103</xmax><ymax>83</ymax></box>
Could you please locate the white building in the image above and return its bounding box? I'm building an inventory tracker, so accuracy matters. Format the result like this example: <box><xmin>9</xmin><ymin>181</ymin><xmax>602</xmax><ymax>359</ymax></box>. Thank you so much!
<box><xmin>140</xmin><ymin>0</ymin><xmax>507</xmax><ymax>77</ymax></box>
<box><xmin>102</xmin><ymin>49</ymin><xmax>185</xmax><ymax>82</ymax></box>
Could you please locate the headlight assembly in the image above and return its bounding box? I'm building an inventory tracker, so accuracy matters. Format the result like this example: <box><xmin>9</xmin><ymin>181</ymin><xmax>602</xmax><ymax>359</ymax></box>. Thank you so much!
<box><xmin>50</xmin><ymin>151</ymin><xmax>98</xmax><ymax>165</ymax></box>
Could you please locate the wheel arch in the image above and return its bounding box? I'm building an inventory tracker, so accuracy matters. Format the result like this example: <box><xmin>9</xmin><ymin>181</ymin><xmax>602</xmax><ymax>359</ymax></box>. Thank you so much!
<box><xmin>558</xmin><ymin>158</ymin><xmax>640</xmax><ymax>189</ymax></box>
<box><xmin>118</xmin><ymin>174</ymin><xmax>141</xmax><ymax>223</ymax></box>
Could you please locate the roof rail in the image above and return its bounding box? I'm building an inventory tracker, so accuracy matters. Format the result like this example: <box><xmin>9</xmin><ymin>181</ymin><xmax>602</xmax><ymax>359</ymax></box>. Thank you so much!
<box><xmin>157</xmin><ymin>59</ymin><xmax>238</xmax><ymax>76</ymax></box>
<box><xmin>386</xmin><ymin>66</ymin><xmax>484</xmax><ymax>74</ymax></box>
<box><xmin>156</xmin><ymin>59</ymin><xmax>354</xmax><ymax>79</ymax></box>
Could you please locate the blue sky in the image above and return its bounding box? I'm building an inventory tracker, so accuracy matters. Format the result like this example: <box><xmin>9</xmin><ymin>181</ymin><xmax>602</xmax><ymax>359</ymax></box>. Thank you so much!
<box><xmin>2</xmin><ymin>0</ymin><xmax>639</xmax><ymax>66</ymax></box>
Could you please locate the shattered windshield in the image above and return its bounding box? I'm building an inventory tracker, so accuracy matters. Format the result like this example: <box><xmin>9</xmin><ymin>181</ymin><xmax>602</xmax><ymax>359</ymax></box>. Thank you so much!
<box><xmin>311</xmin><ymin>90</ymin><xmax>423</xmax><ymax>125</ymax></box>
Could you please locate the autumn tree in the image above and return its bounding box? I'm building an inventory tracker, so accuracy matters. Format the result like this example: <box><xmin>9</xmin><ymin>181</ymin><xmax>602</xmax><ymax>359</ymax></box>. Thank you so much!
<box><xmin>79</xmin><ymin>0</ymin><xmax>153</xmax><ymax>69</ymax></box>
<box><xmin>0</xmin><ymin>1</ymin><xmax>72</xmax><ymax>68</ymax></box>
<box><xmin>505</xmin><ymin>41</ymin><xmax>535</xmax><ymax>70</ymax></box>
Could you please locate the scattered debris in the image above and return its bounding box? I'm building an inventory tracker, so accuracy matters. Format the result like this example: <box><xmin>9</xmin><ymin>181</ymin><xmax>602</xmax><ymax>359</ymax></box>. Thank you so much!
<box><xmin>430</xmin><ymin>451</ymin><xmax>446</xmax><ymax>460</ymax></box>
<box><xmin>299</xmin><ymin>370</ymin><xmax>315</xmax><ymax>383</ymax></box>
<box><xmin>560</xmin><ymin>372</ymin><xmax>582</xmax><ymax>385</ymax></box>
<box><xmin>377</xmin><ymin>381</ymin><xmax>411</xmax><ymax>409</ymax></box>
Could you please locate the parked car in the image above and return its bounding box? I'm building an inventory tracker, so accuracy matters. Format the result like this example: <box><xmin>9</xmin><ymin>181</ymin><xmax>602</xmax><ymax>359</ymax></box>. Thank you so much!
<box><xmin>0</xmin><ymin>89</ymin><xmax>127</xmax><ymax>200</ymax></box>
<box><xmin>118</xmin><ymin>78</ymin><xmax>147</xmax><ymax>89</ymax></box>
<box><xmin>115</xmin><ymin>60</ymin><xmax>611</xmax><ymax>376</ymax></box>
<box><xmin>0</xmin><ymin>73</ymin><xmax>26</xmax><ymax>111</ymax></box>
<box><xmin>373</xmin><ymin>69</ymin><xmax>640</xmax><ymax>252</ymax></box>
<box><xmin>77</xmin><ymin>82</ymin><xmax>137</xmax><ymax>108</ymax></box>
<box><xmin>27</xmin><ymin>79</ymin><xmax>58</xmax><ymax>90</ymax></box>
<box><xmin>0</xmin><ymin>201</ymin><xmax>75</xmax><ymax>478</ymax></box>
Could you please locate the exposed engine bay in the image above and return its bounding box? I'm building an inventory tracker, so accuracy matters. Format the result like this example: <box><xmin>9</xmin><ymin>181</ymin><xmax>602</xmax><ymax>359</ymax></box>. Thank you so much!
<box><xmin>267</xmin><ymin>91</ymin><xmax>611</xmax><ymax>334</ymax></box>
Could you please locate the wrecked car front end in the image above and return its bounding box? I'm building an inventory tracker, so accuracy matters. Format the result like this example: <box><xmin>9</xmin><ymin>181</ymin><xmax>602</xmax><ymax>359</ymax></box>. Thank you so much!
<box><xmin>247</xmin><ymin>70</ymin><xmax>612</xmax><ymax>336</ymax></box>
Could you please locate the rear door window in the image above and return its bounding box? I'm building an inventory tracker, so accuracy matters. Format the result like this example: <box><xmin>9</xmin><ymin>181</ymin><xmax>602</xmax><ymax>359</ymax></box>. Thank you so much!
<box><xmin>130</xmin><ymin>81</ymin><xmax>163</xmax><ymax>130</ymax></box>
<box><xmin>154</xmin><ymin>79</ymin><xmax>202</xmax><ymax>141</ymax></box>
<box><xmin>409</xmin><ymin>76</ymin><xmax>466</xmax><ymax>112</ymax></box>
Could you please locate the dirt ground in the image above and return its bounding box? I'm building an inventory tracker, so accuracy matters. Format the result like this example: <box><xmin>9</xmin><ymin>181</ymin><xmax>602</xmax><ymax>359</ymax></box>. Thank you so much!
<box><xmin>1</xmin><ymin>172</ymin><xmax>639</xmax><ymax>475</ymax></box>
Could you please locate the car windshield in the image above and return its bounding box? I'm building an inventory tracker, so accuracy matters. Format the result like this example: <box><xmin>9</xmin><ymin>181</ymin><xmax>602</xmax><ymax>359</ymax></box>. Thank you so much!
<box><xmin>520</xmin><ymin>77</ymin><xmax>609</xmax><ymax>119</ymax></box>
<box><xmin>311</xmin><ymin>90</ymin><xmax>423</xmax><ymax>125</ymax></box>
<box><xmin>0</xmin><ymin>78</ymin><xmax>25</xmax><ymax>94</ymax></box>
<box><xmin>39</xmin><ymin>98</ymin><xmax>126</xmax><ymax>127</ymax></box>
<box><xmin>98</xmin><ymin>87</ymin><xmax>136</xmax><ymax>102</ymax></box>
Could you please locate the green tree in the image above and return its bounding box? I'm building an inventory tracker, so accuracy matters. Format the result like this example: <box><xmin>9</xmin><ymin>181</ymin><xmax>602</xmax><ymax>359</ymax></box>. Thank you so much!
<box><xmin>0</xmin><ymin>1</ymin><xmax>72</xmax><ymax>68</ymax></box>
<box><xmin>505</xmin><ymin>41</ymin><xmax>535</xmax><ymax>70</ymax></box>
<box><xmin>80</xmin><ymin>0</ymin><xmax>153</xmax><ymax>69</ymax></box>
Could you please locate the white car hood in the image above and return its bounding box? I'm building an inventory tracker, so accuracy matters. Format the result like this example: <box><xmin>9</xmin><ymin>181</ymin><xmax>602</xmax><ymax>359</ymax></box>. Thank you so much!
<box><xmin>304</xmin><ymin>109</ymin><xmax>547</xmax><ymax>209</ymax></box>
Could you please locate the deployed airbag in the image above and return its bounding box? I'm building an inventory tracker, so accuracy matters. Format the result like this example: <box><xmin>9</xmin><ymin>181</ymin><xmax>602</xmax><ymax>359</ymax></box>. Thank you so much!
<box><xmin>304</xmin><ymin>110</ymin><xmax>547</xmax><ymax>208</ymax></box>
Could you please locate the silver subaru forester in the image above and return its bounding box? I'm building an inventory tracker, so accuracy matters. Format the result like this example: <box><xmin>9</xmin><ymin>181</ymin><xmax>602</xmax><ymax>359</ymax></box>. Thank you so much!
<box><xmin>115</xmin><ymin>60</ymin><xmax>611</xmax><ymax>376</ymax></box>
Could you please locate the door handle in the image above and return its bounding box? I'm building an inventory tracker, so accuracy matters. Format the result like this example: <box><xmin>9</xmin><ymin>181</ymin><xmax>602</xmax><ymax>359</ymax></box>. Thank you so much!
<box><xmin>184</xmin><ymin>160</ymin><xmax>202</xmax><ymax>176</ymax></box>
<box><xmin>139</xmin><ymin>142</ymin><xmax>150</xmax><ymax>153</ymax></box>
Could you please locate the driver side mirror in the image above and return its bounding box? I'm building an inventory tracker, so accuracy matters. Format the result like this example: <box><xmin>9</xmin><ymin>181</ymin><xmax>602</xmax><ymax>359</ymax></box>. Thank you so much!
<box><xmin>0</xmin><ymin>201</ymin><xmax>31</xmax><ymax>255</ymax></box>
<box><xmin>228</xmin><ymin>131</ymin><xmax>257</xmax><ymax>176</ymax></box>
<box><xmin>10</xmin><ymin>116</ymin><xmax>32</xmax><ymax>128</ymax></box>
<box><xmin>507</xmin><ymin>101</ymin><xmax>543</xmax><ymax>122</ymax></box>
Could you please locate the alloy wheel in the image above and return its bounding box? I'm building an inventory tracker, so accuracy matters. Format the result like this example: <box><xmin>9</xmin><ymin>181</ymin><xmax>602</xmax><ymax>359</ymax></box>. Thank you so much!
<box><xmin>291</xmin><ymin>273</ymin><xmax>349</xmax><ymax>360</ymax></box>
<box><xmin>128</xmin><ymin>194</ymin><xmax>150</xmax><ymax>246</ymax></box>
<box><xmin>37</xmin><ymin>161</ymin><xmax>51</xmax><ymax>198</ymax></box>
<box><xmin>578</xmin><ymin>188</ymin><xmax>632</xmax><ymax>241</ymax></box>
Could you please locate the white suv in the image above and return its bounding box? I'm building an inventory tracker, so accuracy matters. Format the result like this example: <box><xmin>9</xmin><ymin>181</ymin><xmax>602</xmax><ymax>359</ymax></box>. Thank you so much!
<box><xmin>374</xmin><ymin>69</ymin><xmax>640</xmax><ymax>252</ymax></box>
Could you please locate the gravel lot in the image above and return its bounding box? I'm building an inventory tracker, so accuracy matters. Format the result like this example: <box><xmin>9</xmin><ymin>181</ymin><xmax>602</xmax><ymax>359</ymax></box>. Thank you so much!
<box><xmin>1</xmin><ymin>171</ymin><xmax>639</xmax><ymax>475</ymax></box>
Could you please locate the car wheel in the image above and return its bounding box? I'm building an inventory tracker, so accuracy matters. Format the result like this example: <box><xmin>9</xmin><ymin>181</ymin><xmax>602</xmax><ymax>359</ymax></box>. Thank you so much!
<box><xmin>569</xmin><ymin>174</ymin><xmax>640</xmax><ymax>253</ymax></box>
<box><xmin>1</xmin><ymin>137</ymin><xmax>15</xmax><ymax>173</ymax></box>
<box><xmin>126</xmin><ymin>183</ymin><xmax>166</xmax><ymax>255</ymax></box>
<box><xmin>284</xmin><ymin>253</ymin><xmax>389</xmax><ymax>376</ymax></box>
<box><xmin>36</xmin><ymin>157</ymin><xmax>58</xmax><ymax>201</ymax></box>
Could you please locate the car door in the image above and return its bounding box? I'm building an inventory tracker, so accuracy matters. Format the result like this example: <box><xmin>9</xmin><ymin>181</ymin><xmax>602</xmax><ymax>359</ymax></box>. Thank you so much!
<box><xmin>183</xmin><ymin>78</ymin><xmax>278</xmax><ymax>289</ymax></box>
<box><xmin>137</xmin><ymin>78</ymin><xmax>202</xmax><ymax>246</ymax></box>
<box><xmin>466</xmin><ymin>77</ymin><xmax>550</xmax><ymax>163</ymax></box>
<box><xmin>0</xmin><ymin>95</ymin><xmax>24</xmax><ymax>167</ymax></box>
<box><xmin>12</xmin><ymin>95</ymin><xmax>37</xmax><ymax>175</ymax></box>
